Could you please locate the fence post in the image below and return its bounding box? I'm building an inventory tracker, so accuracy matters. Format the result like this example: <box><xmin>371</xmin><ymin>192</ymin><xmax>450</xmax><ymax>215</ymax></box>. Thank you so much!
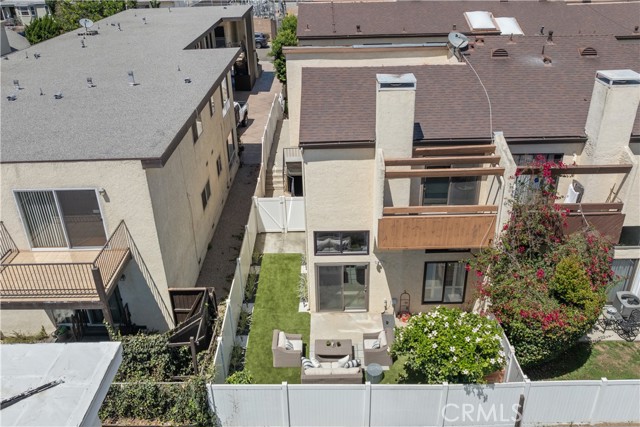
<box><xmin>364</xmin><ymin>382</ymin><xmax>372</xmax><ymax>426</ymax></box>
<box><xmin>92</xmin><ymin>267</ymin><xmax>114</xmax><ymax>328</ymax></box>
<box><xmin>281</xmin><ymin>382</ymin><xmax>290</xmax><ymax>426</ymax></box>
<box><xmin>437</xmin><ymin>382</ymin><xmax>449</xmax><ymax>427</ymax></box>
<box><xmin>218</xmin><ymin>337</ymin><xmax>228</xmax><ymax>380</ymax></box>
<box><xmin>589</xmin><ymin>378</ymin><xmax>607</xmax><ymax>424</ymax></box>
<box><xmin>517</xmin><ymin>377</ymin><xmax>531</xmax><ymax>425</ymax></box>
<box><xmin>280</xmin><ymin>196</ymin><xmax>286</xmax><ymax>233</ymax></box>
<box><xmin>189</xmin><ymin>336</ymin><xmax>199</xmax><ymax>374</ymax></box>
<box><xmin>237</xmin><ymin>258</ymin><xmax>244</xmax><ymax>296</ymax></box>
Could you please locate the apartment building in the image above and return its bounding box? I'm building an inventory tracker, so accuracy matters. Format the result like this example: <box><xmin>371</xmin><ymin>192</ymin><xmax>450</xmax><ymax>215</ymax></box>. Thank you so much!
<box><xmin>0</xmin><ymin>5</ymin><xmax>257</xmax><ymax>335</ymax></box>
<box><xmin>0</xmin><ymin>0</ymin><xmax>49</xmax><ymax>26</ymax></box>
<box><xmin>285</xmin><ymin>1</ymin><xmax>640</xmax><ymax>317</ymax></box>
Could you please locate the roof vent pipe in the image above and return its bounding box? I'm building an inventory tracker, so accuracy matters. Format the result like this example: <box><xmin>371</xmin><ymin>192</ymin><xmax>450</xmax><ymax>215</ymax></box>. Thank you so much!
<box><xmin>635</xmin><ymin>26</ymin><xmax>639</xmax><ymax>33</ymax></box>
<box><xmin>54</xmin><ymin>91</ymin><xmax>63</xmax><ymax>99</ymax></box>
<box><xmin>7</xmin><ymin>93</ymin><xmax>17</xmax><ymax>101</ymax></box>
<box><xmin>87</xmin><ymin>77</ymin><xmax>95</xmax><ymax>88</ymax></box>
<box><xmin>539</xmin><ymin>26</ymin><xmax>545</xmax><ymax>35</ymax></box>
<box><xmin>127</xmin><ymin>71</ymin><xmax>137</xmax><ymax>86</ymax></box>
<box><xmin>547</xmin><ymin>30</ymin><xmax>553</xmax><ymax>43</ymax></box>
<box><xmin>13</xmin><ymin>80</ymin><xmax>21</xmax><ymax>90</ymax></box>
<box><xmin>81</xmin><ymin>39</ymin><xmax>86</xmax><ymax>48</ymax></box>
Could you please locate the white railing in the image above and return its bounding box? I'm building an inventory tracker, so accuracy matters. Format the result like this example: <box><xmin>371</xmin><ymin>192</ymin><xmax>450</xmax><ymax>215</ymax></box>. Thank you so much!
<box><xmin>208</xmin><ymin>379</ymin><xmax>640</xmax><ymax>426</ymax></box>
<box><xmin>212</xmin><ymin>92</ymin><xmax>284</xmax><ymax>383</ymax></box>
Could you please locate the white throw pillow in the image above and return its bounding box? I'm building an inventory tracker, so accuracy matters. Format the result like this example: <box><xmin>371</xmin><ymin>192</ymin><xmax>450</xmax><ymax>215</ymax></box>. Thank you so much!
<box><xmin>278</xmin><ymin>331</ymin><xmax>287</xmax><ymax>348</ymax></box>
<box><xmin>311</xmin><ymin>357</ymin><xmax>321</xmax><ymax>368</ymax></box>
<box><xmin>337</xmin><ymin>355</ymin><xmax>350</xmax><ymax>368</ymax></box>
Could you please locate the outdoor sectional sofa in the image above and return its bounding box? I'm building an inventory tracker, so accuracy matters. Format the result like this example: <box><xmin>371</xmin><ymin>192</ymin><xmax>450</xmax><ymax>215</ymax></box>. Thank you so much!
<box><xmin>301</xmin><ymin>360</ymin><xmax>363</xmax><ymax>384</ymax></box>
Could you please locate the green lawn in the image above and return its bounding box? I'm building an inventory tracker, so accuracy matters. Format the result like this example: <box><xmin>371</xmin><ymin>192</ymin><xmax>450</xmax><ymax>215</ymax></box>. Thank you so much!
<box><xmin>526</xmin><ymin>341</ymin><xmax>640</xmax><ymax>381</ymax></box>
<box><xmin>244</xmin><ymin>253</ymin><xmax>310</xmax><ymax>384</ymax></box>
<box><xmin>380</xmin><ymin>355</ymin><xmax>408</xmax><ymax>384</ymax></box>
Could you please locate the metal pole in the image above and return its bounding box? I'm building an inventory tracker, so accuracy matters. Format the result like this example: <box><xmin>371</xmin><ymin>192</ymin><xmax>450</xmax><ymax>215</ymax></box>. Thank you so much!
<box><xmin>92</xmin><ymin>267</ymin><xmax>114</xmax><ymax>328</ymax></box>
<box><xmin>190</xmin><ymin>336</ymin><xmax>199</xmax><ymax>375</ymax></box>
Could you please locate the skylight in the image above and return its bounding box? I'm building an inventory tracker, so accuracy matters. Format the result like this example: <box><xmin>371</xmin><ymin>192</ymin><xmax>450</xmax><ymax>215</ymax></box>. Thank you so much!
<box><xmin>464</xmin><ymin>11</ymin><xmax>497</xmax><ymax>31</ymax></box>
<box><xmin>495</xmin><ymin>17</ymin><xmax>524</xmax><ymax>36</ymax></box>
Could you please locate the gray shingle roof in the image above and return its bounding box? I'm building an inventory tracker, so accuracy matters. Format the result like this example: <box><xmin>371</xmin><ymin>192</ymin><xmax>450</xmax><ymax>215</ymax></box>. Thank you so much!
<box><xmin>1</xmin><ymin>6</ymin><xmax>250</xmax><ymax>163</ymax></box>
<box><xmin>298</xmin><ymin>1</ymin><xmax>640</xmax><ymax>40</ymax></box>
<box><xmin>299</xmin><ymin>35</ymin><xmax>640</xmax><ymax>145</ymax></box>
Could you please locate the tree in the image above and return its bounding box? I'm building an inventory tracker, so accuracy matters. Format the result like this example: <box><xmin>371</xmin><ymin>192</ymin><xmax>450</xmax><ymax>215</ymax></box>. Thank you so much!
<box><xmin>269</xmin><ymin>15</ymin><xmax>298</xmax><ymax>84</ymax></box>
<box><xmin>25</xmin><ymin>15</ymin><xmax>62</xmax><ymax>44</ymax></box>
<box><xmin>469</xmin><ymin>157</ymin><xmax>612</xmax><ymax>367</ymax></box>
<box><xmin>55</xmin><ymin>0</ymin><xmax>135</xmax><ymax>32</ymax></box>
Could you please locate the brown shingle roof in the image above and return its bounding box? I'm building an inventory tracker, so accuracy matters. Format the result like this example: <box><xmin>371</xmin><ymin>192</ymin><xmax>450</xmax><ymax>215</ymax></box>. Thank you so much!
<box><xmin>299</xmin><ymin>35</ymin><xmax>640</xmax><ymax>145</ymax></box>
<box><xmin>298</xmin><ymin>1</ymin><xmax>640</xmax><ymax>40</ymax></box>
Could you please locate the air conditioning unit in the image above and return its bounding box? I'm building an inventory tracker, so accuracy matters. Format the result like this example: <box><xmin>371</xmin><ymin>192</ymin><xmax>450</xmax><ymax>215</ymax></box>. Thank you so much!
<box><xmin>564</xmin><ymin>180</ymin><xmax>584</xmax><ymax>203</ymax></box>
<box><xmin>613</xmin><ymin>291</ymin><xmax>640</xmax><ymax>319</ymax></box>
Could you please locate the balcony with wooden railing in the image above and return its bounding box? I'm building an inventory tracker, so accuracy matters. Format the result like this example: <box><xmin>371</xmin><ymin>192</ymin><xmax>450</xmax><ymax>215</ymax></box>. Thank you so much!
<box><xmin>378</xmin><ymin>144</ymin><xmax>504</xmax><ymax>250</ymax></box>
<box><xmin>0</xmin><ymin>221</ymin><xmax>131</xmax><ymax>310</ymax></box>
<box><xmin>516</xmin><ymin>163</ymin><xmax>632</xmax><ymax>243</ymax></box>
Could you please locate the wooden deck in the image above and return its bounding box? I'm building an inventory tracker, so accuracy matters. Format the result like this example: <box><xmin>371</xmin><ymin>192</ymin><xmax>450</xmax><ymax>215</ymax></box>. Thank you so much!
<box><xmin>0</xmin><ymin>249</ymin><xmax>130</xmax><ymax>308</ymax></box>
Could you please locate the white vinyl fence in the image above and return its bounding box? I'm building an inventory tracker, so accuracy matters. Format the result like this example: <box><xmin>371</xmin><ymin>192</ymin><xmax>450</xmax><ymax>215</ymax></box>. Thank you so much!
<box><xmin>255</xmin><ymin>93</ymin><xmax>284</xmax><ymax>198</ymax></box>
<box><xmin>255</xmin><ymin>196</ymin><xmax>305</xmax><ymax>232</ymax></box>
<box><xmin>208</xmin><ymin>379</ymin><xmax>640</xmax><ymax>427</ymax></box>
<box><xmin>211</xmin><ymin>93</ymin><xmax>283</xmax><ymax>383</ymax></box>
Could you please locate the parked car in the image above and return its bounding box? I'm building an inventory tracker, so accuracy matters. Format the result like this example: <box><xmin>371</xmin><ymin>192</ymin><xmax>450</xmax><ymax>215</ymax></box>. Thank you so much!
<box><xmin>234</xmin><ymin>101</ymin><xmax>248</xmax><ymax>127</ymax></box>
<box><xmin>255</xmin><ymin>32</ymin><xmax>269</xmax><ymax>49</ymax></box>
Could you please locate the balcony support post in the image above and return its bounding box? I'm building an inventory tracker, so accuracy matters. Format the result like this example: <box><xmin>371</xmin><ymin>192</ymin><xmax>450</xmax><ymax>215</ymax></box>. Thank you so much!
<box><xmin>92</xmin><ymin>267</ymin><xmax>114</xmax><ymax>328</ymax></box>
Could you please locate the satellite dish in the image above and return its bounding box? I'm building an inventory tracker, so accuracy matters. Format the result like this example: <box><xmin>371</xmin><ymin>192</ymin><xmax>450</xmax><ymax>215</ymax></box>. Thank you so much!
<box><xmin>448</xmin><ymin>32</ymin><xmax>469</xmax><ymax>49</ymax></box>
<box><xmin>79</xmin><ymin>18</ymin><xmax>94</xmax><ymax>29</ymax></box>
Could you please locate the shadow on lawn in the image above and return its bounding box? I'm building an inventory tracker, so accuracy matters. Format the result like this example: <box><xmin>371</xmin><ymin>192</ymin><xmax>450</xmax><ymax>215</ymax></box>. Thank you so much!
<box><xmin>524</xmin><ymin>342</ymin><xmax>593</xmax><ymax>381</ymax></box>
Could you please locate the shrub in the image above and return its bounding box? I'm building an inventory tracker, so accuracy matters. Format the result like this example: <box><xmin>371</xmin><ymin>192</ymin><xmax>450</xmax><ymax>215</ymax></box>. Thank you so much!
<box><xmin>470</xmin><ymin>157</ymin><xmax>611</xmax><ymax>367</ymax></box>
<box><xmin>99</xmin><ymin>377</ymin><xmax>213</xmax><ymax>426</ymax></box>
<box><xmin>25</xmin><ymin>15</ymin><xmax>62</xmax><ymax>44</ymax></box>
<box><xmin>298</xmin><ymin>273</ymin><xmax>308</xmax><ymax>305</ymax></box>
<box><xmin>244</xmin><ymin>273</ymin><xmax>258</xmax><ymax>302</ymax></box>
<box><xmin>225</xmin><ymin>370</ymin><xmax>254</xmax><ymax>384</ymax></box>
<box><xmin>237</xmin><ymin>309</ymin><xmax>252</xmax><ymax>336</ymax></box>
<box><xmin>391</xmin><ymin>307</ymin><xmax>505</xmax><ymax>384</ymax></box>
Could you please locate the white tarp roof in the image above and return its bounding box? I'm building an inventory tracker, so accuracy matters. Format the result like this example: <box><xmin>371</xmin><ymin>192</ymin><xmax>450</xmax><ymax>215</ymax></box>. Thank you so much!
<box><xmin>0</xmin><ymin>342</ymin><xmax>122</xmax><ymax>427</ymax></box>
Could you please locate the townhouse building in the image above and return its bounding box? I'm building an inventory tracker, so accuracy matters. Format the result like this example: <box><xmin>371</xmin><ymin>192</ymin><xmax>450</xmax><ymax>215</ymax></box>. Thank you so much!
<box><xmin>0</xmin><ymin>5</ymin><xmax>258</xmax><ymax>335</ymax></box>
<box><xmin>284</xmin><ymin>1</ymin><xmax>640</xmax><ymax>318</ymax></box>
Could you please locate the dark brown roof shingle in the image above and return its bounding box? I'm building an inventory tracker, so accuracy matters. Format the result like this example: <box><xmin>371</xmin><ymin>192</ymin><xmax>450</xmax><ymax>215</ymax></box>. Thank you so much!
<box><xmin>299</xmin><ymin>35</ymin><xmax>640</xmax><ymax>144</ymax></box>
<box><xmin>298</xmin><ymin>1</ymin><xmax>640</xmax><ymax>40</ymax></box>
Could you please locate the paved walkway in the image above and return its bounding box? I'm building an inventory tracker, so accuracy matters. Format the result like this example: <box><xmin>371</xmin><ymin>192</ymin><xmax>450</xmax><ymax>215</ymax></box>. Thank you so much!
<box><xmin>195</xmin><ymin>62</ymin><xmax>281</xmax><ymax>299</ymax></box>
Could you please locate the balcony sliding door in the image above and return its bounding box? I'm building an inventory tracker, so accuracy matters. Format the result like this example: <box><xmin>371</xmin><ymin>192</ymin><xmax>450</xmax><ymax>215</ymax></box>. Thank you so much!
<box><xmin>15</xmin><ymin>191</ymin><xmax>67</xmax><ymax>248</ymax></box>
<box><xmin>15</xmin><ymin>189</ymin><xmax>106</xmax><ymax>249</ymax></box>
<box><xmin>317</xmin><ymin>264</ymin><xmax>368</xmax><ymax>312</ymax></box>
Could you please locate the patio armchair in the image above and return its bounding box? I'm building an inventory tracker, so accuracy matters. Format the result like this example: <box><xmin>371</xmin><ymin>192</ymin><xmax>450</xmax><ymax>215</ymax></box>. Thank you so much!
<box><xmin>614</xmin><ymin>309</ymin><xmax>640</xmax><ymax>342</ymax></box>
<box><xmin>363</xmin><ymin>328</ymin><xmax>394</xmax><ymax>367</ymax></box>
<box><xmin>272</xmin><ymin>329</ymin><xmax>303</xmax><ymax>367</ymax></box>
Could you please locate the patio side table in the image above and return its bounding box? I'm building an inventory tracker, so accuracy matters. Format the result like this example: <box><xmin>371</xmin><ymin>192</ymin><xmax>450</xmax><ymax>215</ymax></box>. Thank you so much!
<box><xmin>598</xmin><ymin>306</ymin><xmax>623</xmax><ymax>331</ymax></box>
<box><xmin>365</xmin><ymin>363</ymin><xmax>384</xmax><ymax>384</ymax></box>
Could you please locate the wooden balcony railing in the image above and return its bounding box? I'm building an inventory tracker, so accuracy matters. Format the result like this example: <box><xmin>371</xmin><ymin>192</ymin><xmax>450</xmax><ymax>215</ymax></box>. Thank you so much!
<box><xmin>378</xmin><ymin>205</ymin><xmax>498</xmax><ymax>250</ymax></box>
<box><xmin>558</xmin><ymin>203</ymin><xmax>626</xmax><ymax>243</ymax></box>
<box><xmin>0</xmin><ymin>221</ymin><xmax>131</xmax><ymax>306</ymax></box>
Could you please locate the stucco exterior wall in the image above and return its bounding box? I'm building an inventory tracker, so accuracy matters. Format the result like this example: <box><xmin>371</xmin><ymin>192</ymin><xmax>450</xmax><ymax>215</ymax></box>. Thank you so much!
<box><xmin>0</xmin><ymin>309</ymin><xmax>56</xmax><ymax>336</ymax></box>
<box><xmin>0</xmin><ymin>160</ymin><xmax>167</xmax><ymax>333</ymax></box>
<box><xmin>298</xmin><ymin>36</ymin><xmax>449</xmax><ymax>47</ymax></box>
<box><xmin>145</xmin><ymin>84</ymin><xmax>238</xmax><ymax>290</ymax></box>
<box><xmin>285</xmin><ymin>47</ymin><xmax>455</xmax><ymax>148</ymax></box>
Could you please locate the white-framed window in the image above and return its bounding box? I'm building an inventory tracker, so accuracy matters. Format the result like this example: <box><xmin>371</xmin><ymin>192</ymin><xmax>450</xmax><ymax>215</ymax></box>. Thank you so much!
<box><xmin>195</xmin><ymin>111</ymin><xmax>203</xmax><ymax>137</ymax></box>
<box><xmin>201</xmin><ymin>179</ymin><xmax>211</xmax><ymax>210</ymax></box>
<box><xmin>221</xmin><ymin>73</ymin><xmax>231</xmax><ymax>115</ymax></box>
<box><xmin>423</xmin><ymin>261</ymin><xmax>467</xmax><ymax>303</ymax></box>
<box><xmin>18</xmin><ymin>6</ymin><xmax>30</xmax><ymax>16</ymax></box>
<box><xmin>314</xmin><ymin>231</ymin><xmax>369</xmax><ymax>255</ymax></box>
<box><xmin>13</xmin><ymin>189</ymin><xmax>108</xmax><ymax>249</ymax></box>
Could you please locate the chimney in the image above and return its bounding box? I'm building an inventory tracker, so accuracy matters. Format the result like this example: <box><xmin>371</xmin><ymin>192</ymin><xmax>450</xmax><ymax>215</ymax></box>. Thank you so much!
<box><xmin>584</xmin><ymin>70</ymin><xmax>640</xmax><ymax>162</ymax></box>
<box><xmin>376</xmin><ymin>73</ymin><xmax>416</xmax><ymax>206</ymax></box>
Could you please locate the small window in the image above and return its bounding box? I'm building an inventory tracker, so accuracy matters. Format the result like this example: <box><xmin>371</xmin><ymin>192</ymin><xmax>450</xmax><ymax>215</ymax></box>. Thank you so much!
<box><xmin>423</xmin><ymin>261</ymin><xmax>467</xmax><ymax>303</ymax></box>
<box><xmin>201</xmin><ymin>179</ymin><xmax>211</xmax><ymax>210</ymax></box>
<box><xmin>226</xmin><ymin>131</ymin><xmax>237</xmax><ymax>165</ymax></box>
<box><xmin>209</xmin><ymin>94</ymin><xmax>216</xmax><ymax>116</ymax></box>
<box><xmin>221</xmin><ymin>73</ymin><xmax>231</xmax><ymax>116</ymax></box>
<box><xmin>195</xmin><ymin>112</ymin><xmax>203</xmax><ymax>137</ymax></box>
<box><xmin>18</xmin><ymin>7</ymin><xmax>30</xmax><ymax>16</ymax></box>
<box><xmin>314</xmin><ymin>231</ymin><xmax>369</xmax><ymax>255</ymax></box>
<box><xmin>216</xmin><ymin>156</ymin><xmax>222</xmax><ymax>176</ymax></box>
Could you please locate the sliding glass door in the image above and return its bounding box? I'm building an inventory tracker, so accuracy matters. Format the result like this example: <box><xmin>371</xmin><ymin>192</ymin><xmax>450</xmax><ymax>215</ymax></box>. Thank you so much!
<box><xmin>317</xmin><ymin>264</ymin><xmax>368</xmax><ymax>312</ymax></box>
<box><xmin>15</xmin><ymin>189</ymin><xmax>107</xmax><ymax>249</ymax></box>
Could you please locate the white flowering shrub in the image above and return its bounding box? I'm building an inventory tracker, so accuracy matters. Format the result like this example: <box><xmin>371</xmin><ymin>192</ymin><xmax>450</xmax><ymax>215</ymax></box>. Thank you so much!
<box><xmin>390</xmin><ymin>307</ymin><xmax>505</xmax><ymax>384</ymax></box>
